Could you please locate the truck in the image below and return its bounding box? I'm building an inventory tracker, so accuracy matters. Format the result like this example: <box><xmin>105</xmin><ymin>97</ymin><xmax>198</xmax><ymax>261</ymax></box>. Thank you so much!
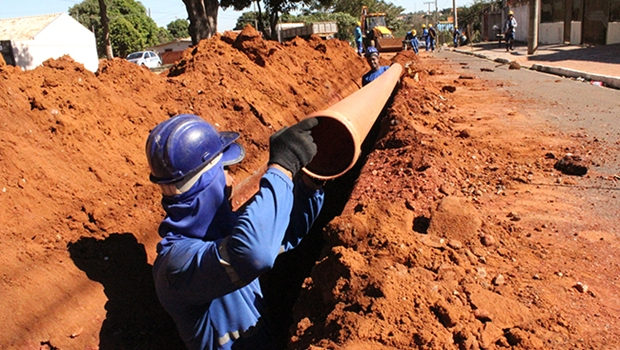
<box><xmin>360</xmin><ymin>6</ymin><xmax>403</xmax><ymax>52</ymax></box>
<box><xmin>277</xmin><ymin>22</ymin><xmax>339</xmax><ymax>41</ymax></box>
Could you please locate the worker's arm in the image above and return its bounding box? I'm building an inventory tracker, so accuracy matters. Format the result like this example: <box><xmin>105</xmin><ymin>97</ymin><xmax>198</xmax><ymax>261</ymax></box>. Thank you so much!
<box><xmin>280</xmin><ymin>174</ymin><xmax>324</xmax><ymax>251</ymax></box>
<box><xmin>218</xmin><ymin>166</ymin><xmax>298</xmax><ymax>285</ymax></box>
<box><xmin>217</xmin><ymin>119</ymin><xmax>320</xmax><ymax>286</ymax></box>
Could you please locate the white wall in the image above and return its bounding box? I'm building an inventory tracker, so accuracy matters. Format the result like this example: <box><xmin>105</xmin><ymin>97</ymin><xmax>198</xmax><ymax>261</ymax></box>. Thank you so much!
<box><xmin>13</xmin><ymin>13</ymin><xmax>99</xmax><ymax>72</ymax></box>
<box><xmin>570</xmin><ymin>21</ymin><xmax>581</xmax><ymax>45</ymax></box>
<box><xmin>512</xmin><ymin>5</ymin><xmax>529</xmax><ymax>42</ymax></box>
<box><xmin>151</xmin><ymin>40</ymin><xmax>192</xmax><ymax>55</ymax></box>
<box><xmin>539</xmin><ymin>22</ymin><xmax>563</xmax><ymax>44</ymax></box>
<box><xmin>608</xmin><ymin>22</ymin><xmax>620</xmax><ymax>44</ymax></box>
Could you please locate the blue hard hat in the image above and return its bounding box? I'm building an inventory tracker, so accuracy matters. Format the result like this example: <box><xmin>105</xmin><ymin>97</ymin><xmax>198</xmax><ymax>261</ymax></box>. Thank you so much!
<box><xmin>365</xmin><ymin>46</ymin><xmax>379</xmax><ymax>57</ymax></box>
<box><xmin>146</xmin><ymin>114</ymin><xmax>245</xmax><ymax>184</ymax></box>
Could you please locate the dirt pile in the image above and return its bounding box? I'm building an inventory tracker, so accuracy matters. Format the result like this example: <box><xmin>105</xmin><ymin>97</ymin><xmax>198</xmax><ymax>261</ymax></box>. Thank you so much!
<box><xmin>1</xmin><ymin>26</ymin><xmax>618</xmax><ymax>350</ymax></box>
<box><xmin>289</xmin><ymin>56</ymin><xmax>620</xmax><ymax>349</ymax></box>
<box><xmin>0</xmin><ymin>27</ymin><xmax>368</xmax><ymax>349</ymax></box>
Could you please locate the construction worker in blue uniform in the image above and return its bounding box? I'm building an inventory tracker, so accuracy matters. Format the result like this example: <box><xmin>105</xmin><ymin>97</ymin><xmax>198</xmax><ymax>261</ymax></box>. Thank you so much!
<box><xmin>404</xmin><ymin>29</ymin><xmax>419</xmax><ymax>54</ymax></box>
<box><xmin>422</xmin><ymin>24</ymin><xmax>430</xmax><ymax>51</ymax></box>
<box><xmin>362</xmin><ymin>46</ymin><xmax>390</xmax><ymax>87</ymax></box>
<box><xmin>146</xmin><ymin>114</ymin><xmax>324</xmax><ymax>350</ymax></box>
<box><xmin>354</xmin><ymin>21</ymin><xmax>363</xmax><ymax>56</ymax></box>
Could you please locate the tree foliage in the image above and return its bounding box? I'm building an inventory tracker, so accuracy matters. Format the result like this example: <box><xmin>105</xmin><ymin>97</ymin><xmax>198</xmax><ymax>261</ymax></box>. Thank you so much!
<box><xmin>304</xmin><ymin>0</ymin><xmax>405</xmax><ymax>39</ymax></box>
<box><xmin>69</xmin><ymin>0</ymin><xmax>167</xmax><ymax>58</ymax></box>
<box><xmin>291</xmin><ymin>12</ymin><xmax>358</xmax><ymax>42</ymax></box>
<box><xmin>458</xmin><ymin>0</ymin><xmax>502</xmax><ymax>42</ymax></box>
<box><xmin>233</xmin><ymin>11</ymin><xmax>270</xmax><ymax>30</ymax></box>
<box><xmin>167</xmin><ymin>19</ymin><xmax>191</xmax><ymax>38</ymax></box>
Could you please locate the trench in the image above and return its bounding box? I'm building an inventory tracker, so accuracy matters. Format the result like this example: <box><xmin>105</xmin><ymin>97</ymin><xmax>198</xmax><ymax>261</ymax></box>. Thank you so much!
<box><xmin>259</xmin><ymin>85</ymin><xmax>401</xmax><ymax>349</ymax></box>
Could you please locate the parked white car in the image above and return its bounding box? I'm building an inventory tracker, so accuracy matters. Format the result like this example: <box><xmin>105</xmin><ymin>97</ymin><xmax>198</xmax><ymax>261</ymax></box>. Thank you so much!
<box><xmin>126</xmin><ymin>51</ymin><xmax>162</xmax><ymax>68</ymax></box>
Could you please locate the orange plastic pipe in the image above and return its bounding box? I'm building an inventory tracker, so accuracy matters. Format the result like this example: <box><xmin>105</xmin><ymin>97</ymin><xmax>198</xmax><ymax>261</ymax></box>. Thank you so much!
<box><xmin>231</xmin><ymin>63</ymin><xmax>402</xmax><ymax>210</ymax></box>
<box><xmin>303</xmin><ymin>63</ymin><xmax>403</xmax><ymax>180</ymax></box>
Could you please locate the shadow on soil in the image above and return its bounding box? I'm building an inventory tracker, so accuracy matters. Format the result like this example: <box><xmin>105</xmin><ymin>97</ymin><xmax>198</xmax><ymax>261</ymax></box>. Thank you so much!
<box><xmin>68</xmin><ymin>233</ymin><xmax>185</xmax><ymax>350</ymax></box>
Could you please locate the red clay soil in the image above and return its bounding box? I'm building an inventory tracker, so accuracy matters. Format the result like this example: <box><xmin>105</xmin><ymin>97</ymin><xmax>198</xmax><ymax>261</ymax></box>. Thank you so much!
<box><xmin>0</xmin><ymin>25</ymin><xmax>618</xmax><ymax>349</ymax></box>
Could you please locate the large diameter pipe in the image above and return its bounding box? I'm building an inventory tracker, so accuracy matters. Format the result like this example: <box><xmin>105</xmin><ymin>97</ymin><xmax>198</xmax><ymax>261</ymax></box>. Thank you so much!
<box><xmin>230</xmin><ymin>63</ymin><xmax>402</xmax><ymax>210</ymax></box>
<box><xmin>303</xmin><ymin>63</ymin><xmax>403</xmax><ymax>180</ymax></box>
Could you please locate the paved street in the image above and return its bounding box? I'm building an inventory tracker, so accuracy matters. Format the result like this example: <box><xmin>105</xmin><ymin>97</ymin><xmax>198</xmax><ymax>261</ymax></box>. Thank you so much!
<box><xmin>453</xmin><ymin>42</ymin><xmax>620</xmax><ymax>77</ymax></box>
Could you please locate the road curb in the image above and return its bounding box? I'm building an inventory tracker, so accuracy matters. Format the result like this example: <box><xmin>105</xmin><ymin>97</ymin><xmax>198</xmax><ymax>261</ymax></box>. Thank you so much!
<box><xmin>453</xmin><ymin>48</ymin><xmax>620</xmax><ymax>90</ymax></box>
<box><xmin>529</xmin><ymin>64</ymin><xmax>620</xmax><ymax>89</ymax></box>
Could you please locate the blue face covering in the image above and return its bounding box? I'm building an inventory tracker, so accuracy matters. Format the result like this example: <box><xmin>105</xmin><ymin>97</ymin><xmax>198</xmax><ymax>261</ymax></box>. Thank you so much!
<box><xmin>158</xmin><ymin>161</ymin><xmax>235</xmax><ymax>241</ymax></box>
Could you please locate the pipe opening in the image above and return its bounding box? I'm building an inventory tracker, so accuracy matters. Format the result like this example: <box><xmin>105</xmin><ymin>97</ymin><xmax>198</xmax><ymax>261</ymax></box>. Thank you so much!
<box><xmin>304</xmin><ymin>116</ymin><xmax>356</xmax><ymax>179</ymax></box>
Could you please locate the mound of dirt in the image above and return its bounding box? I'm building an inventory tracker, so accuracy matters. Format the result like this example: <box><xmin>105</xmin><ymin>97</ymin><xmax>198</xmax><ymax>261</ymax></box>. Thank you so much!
<box><xmin>0</xmin><ymin>29</ymin><xmax>368</xmax><ymax>349</ymax></box>
<box><xmin>288</xmin><ymin>54</ymin><xmax>620</xmax><ymax>349</ymax></box>
<box><xmin>1</xmin><ymin>28</ymin><xmax>618</xmax><ymax>350</ymax></box>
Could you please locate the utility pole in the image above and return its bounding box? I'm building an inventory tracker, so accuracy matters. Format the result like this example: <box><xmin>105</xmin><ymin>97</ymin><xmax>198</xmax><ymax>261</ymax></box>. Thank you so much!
<box><xmin>423</xmin><ymin>1</ymin><xmax>433</xmax><ymax>26</ymax></box>
<box><xmin>453</xmin><ymin>0</ymin><xmax>458</xmax><ymax>28</ymax></box>
<box><xmin>528</xmin><ymin>0</ymin><xmax>540</xmax><ymax>54</ymax></box>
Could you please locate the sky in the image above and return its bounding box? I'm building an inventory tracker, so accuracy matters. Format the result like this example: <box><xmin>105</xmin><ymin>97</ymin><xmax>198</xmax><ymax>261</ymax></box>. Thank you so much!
<box><xmin>1</xmin><ymin>0</ymin><xmax>473</xmax><ymax>32</ymax></box>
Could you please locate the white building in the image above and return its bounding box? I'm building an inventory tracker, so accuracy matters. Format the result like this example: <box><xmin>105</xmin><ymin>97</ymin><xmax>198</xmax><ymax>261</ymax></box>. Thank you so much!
<box><xmin>148</xmin><ymin>38</ymin><xmax>192</xmax><ymax>65</ymax></box>
<box><xmin>0</xmin><ymin>13</ymin><xmax>99</xmax><ymax>72</ymax></box>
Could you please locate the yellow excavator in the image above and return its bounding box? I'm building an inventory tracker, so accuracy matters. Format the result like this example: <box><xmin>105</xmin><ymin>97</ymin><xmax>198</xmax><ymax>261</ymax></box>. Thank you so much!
<box><xmin>360</xmin><ymin>6</ymin><xmax>403</xmax><ymax>52</ymax></box>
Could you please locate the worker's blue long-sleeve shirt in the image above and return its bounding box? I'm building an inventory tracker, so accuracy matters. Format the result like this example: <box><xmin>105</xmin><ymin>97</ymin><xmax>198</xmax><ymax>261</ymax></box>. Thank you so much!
<box><xmin>153</xmin><ymin>165</ymin><xmax>324</xmax><ymax>350</ymax></box>
<box><xmin>362</xmin><ymin>65</ymin><xmax>390</xmax><ymax>87</ymax></box>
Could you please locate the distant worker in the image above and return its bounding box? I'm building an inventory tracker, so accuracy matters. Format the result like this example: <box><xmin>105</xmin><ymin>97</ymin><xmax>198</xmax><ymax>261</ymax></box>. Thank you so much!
<box><xmin>362</xmin><ymin>46</ymin><xmax>390</xmax><ymax>87</ymax></box>
<box><xmin>504</xmin><ymin>10</ymin><xmax>517</xmax><ymax>51</ymax></box>
<box><xmin>354</xmin><ymin>21</ymin><xmax>363</xmax><ymax>56</ymax></box>
<box><xmin>147</xmin><ymin>114</ymin><xmax>325</xmax><ymax>350</ymax></box>
<box><xmin>453</xmin><ymin>26</ymin><xmax>461</xmax><ymax>47</ymax></box>
<box><xmin>428</xmin><ymin>24</ymin><xmax>437</xmax><ymax>52</ymax></box>
<box><xmin>422</xmin><ymin>24</ymin><xmax>430</xmax><ymax>51</ymax></box>
<box><xmin>404</xmin><ymin>29</ymin><xmax>419</xmax><ymax>54</ymax></box>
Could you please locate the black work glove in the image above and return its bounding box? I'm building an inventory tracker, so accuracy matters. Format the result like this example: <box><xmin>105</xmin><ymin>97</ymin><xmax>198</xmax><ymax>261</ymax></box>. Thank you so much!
<box><xmin>269</xmin><ymin>118</ymin><xmax>319</xmax><ymax>176</ymax></box>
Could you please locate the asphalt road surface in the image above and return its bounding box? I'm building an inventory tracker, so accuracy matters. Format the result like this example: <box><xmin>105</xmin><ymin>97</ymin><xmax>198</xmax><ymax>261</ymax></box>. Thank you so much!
<box><xmin>435</xmin><ymin>49</ymin><xmax>620</xmax><ymax>148</ymax></box>
<box><xmin>435</xmin><ymin>49</ymin><xmax>620</xmax><ymax>233</ymax></box>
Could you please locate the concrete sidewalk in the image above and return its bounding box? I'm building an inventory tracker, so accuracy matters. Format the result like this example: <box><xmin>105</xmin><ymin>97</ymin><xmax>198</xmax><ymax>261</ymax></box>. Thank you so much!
<box><xmin>452</xmin><ymin>42</ymin><xmax>620</xmax><ymax>89</ymax></box>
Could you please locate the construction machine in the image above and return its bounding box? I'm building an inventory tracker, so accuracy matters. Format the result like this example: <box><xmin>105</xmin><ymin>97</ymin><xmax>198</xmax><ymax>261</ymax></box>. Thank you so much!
<box><xmin>360</xmin><ymin>6</ymin><xmax>403</xmax><ymax>52</ymax></box>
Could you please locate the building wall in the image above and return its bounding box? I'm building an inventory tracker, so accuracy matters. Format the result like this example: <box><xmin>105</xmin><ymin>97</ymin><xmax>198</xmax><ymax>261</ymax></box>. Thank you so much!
<box><xmin>539</xmin><ymin>22</ymin><xmax>563</xmax><ymax>44</ymax></box>
<box><xmin>13</xmin><ymin>13</ymin><xmax>98</xmax><ymax>72</ymax></box>
<box><xmin>571</xmin><ymin>21</ymin><xmax>582</xmax><ymax>45</ymax></box>
<box><xmin>151</xmin><ymin>40</ymin><xmax>192</xmax><ymax>55</ymax></box>
<box><xmin>150</xmin><ymin>40</ymin><xmax>192</xmax><ymax>65</ymax></box>
<box><xmin>512</xmin><ymin>5</ymin><xmax>529</xmax><ymax>43</ymax></box>
<box><xmin>608</xmin><ymin>22</ymin><xmax>620</xmax><ymax>44</ymax></box>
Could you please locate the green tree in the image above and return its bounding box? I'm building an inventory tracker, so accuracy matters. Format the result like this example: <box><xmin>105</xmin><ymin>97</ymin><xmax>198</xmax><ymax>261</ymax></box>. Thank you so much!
<box><xmin>69</xmin><ymin>0</ymin><xmax>163</xmax><ymax>58</ymax></box>
<box><xmin>308</xmin><ymin>0</ymin><xmax>404</xmax><ymax>37</ymax></box>
<box><xmin>167</xmin><ymin>19</ymin><xmax>190</xmax><ymax>38</ymax></box>
<box><xmin>156</xmin><ymin>27</ymin><xmax>175</xmax><ymax>43</ymax></box>
<box><xmin>289</xmin><ymin>12</ymin><xmax>358</xmax><ymax>42</ymax></box>
<box><xmin>233</xmin><ymin>11</ymin><xmax>270</xmax><ymax>30</ymax></box>
<box><xmin>457</xmin><ymin>0</ymin><xmax>502</xmax><ymax>42</ymax></box>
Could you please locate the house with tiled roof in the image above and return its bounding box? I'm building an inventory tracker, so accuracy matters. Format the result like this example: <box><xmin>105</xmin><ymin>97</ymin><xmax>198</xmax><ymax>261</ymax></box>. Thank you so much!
<box><xmin>0</xmin><ymin>13</ymin><xmax>98</xmax><ymax>72</ymax></box>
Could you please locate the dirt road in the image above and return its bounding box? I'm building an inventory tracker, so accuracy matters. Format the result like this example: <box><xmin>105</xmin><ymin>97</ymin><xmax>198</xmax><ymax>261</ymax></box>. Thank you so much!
<box><xmin>1</xmin><ymin>29</ymin><xmax>619</xmax><ymax>349</ymax></box>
